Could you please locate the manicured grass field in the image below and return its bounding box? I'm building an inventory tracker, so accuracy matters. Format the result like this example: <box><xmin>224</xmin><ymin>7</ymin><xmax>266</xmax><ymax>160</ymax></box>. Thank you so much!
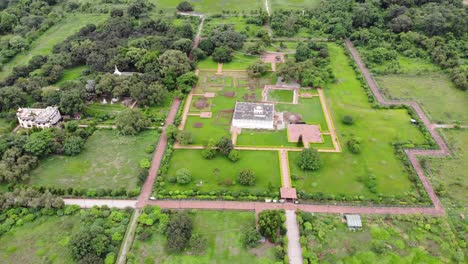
<box><xmin>29</xmin><ymin>130</ymin><xmax>159</xmax><ymax>190</ymax></box>
<box><xmin>237</xmin><ymin>130</ymin><xmax>334</xmax><ymax>149</ymax></box>
<box><xmin>162</xmin><ymin>149</ymin><xmax>281</xmax><ymax>193</ymax></box>
<box><xmin>375</xmin><ymin>74</ymin><xmax>468</xmax><ymax>124</ymax></box>
<box><xmin>129</xmin><ymin>211</ymin><xmax>276</xmax><ymax>263</ymax></box>
<box><xmin>422</xmin><ymin>129</ymin><xmax>467</xmax><ymax>205</ymax></box>
<box><xmin>55</xmin><ymin>65</ymin><xmax>88</xmax><ymax>86</ymax></box>
<box><xmin>290</xmin><ymin>43</ymin><xmax>427</xmax><ymax>198</ymax></box>
<box><xmin>276</xmin><ymin>97</ymin><xmax>328</xmax><ymax>130</ymax></box>
<box><xmin>268</xmin><ymin>89</ymin><xmax>293</xmax><ymax>103</ymax></box>
<box><xmin>0</xmin><ymin>215</ymin><xmax>79</xmax><ymax>263</ymax></box>
<box><xmin>270</xmin><ymin>0</ymin><xmax>321</xmax><ymax>10</ymax></box>
<box><xmin>197</xmin><ymin>57</ymin><xmax>219</xmax><ymax>70</ymax></box>
<box><xmin>0</xmin><ymin>14</ymin><xmax>107</xmax><ymax>80</ymax></box>
<box><xmin>223</xmin><ymin>53</ymin><xmax>259</xmax><ymax>70</ymax></box>
<box><xmin>298</xmin><ymin>213</ymin><xmax>463</xmax><ymax>263</ymax></box>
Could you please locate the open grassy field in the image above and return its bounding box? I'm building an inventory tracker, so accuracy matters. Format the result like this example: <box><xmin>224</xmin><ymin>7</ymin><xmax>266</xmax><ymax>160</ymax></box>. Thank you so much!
<box><xmin>0</xmin><ymin>215</ymin><xmax>79</xmax><ymax>263</ymax></box>
<box><xmin>369</xmin><ymin>55</ymin><xmax>440</xmax><ymax>74</ymax></box>
<box><xmin>161</xmin><ymin>149</ymin><xmax>281</xmax><ymax>193</ymax></box>
<box><xmin>289</xmin><ymin>43</ymin><xmax>427</xmax><ymax>199</ymax></box>
<box><xmin>129</xmin><ymin>211</ymin><xmax>276</xmax><ymax>264</ymax></box>
<box><xmin>190</xmin><ymin>0</ymin><xmax>263</xmax><ymax>14</ymax></box>
<box><xmin>237</xmin><ymin>130</ymin><xmax>334</xmax><ymax>149</ymax></box>
<box><xmin>270</xmin><ymin>0</ymin><xmax>321</xmax><ymax>10</ymax></box>
<box><xmin>298</xmin><ymin>213</ymin><xmax>463</xmax><ymax>263</ymax></box>
<box><xmin>202</xmin><ymin>16</ymin><xmax>263</xmax><ymax>38</ymax></box>
<box><xmin>55</xmin><ymin>65</ymin><xmax>88</xmax><ymax>86</ymax></box>
<box><xmin>197</xmin><ymin>54</ymin><xmax>259</xmax><ymax>70</ymax></box>
<box><xmin>0</xmin><ymin>14</ymin><xmax>107</xmax><ymax>80</ymax></box>
<box><xmin>375</xmin><ymin>74</ymin><xmax>468</xmax><ymax>124</ymax></box>
<box><xmin>267</xmin><ymin>89</ymin><xmax>294</xmax><ymax>103</ymax></box>
<box><xmin>29</xmin><ymin>130</ymin><xmax>159</xmax><ymax>190</ymax></box>
<box><xmin>422</xmin><ymin>129</ymin><xmax>467</xmax><ymax>205</ymax></box>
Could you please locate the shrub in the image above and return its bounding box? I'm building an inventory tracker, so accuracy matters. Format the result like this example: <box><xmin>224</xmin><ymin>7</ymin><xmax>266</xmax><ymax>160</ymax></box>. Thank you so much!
<box><xmin>63</xmin><ymin>136</ymin><xmax>85</xmax><ymax>156</ymax></box>
<box><xmin>176</xmin><ymin>168</ymin><xmax>192</xmax><ymax>185</ymax></box>
<box><xmin>216</xmin><ymin>136</ymin><xmax>233</xmax><ymax>155</ymax></box>
<box><xmin>145</xmin><ymin>145</ymin><xmax>155</xmax><ymax>154</ymax></box>
<box><xmin>342</xmin><ymin>115</ymin><xmax>354</xmax><ymax>125</ymax></box>
<box><xmin>166</xmin><ymin>212</ymin><xmax>193</xmax><ymax>252</ymax></box>
<box><xmin>176</xmin><ymin>131</ymin><xmax>193</xmax><ymax>145</ymax></box>
<box><xmin>228</xmin><ymin>149</ymin><xmax>240</xmax><ymax>162</ymax></box>
<box><xmin>201</xmin><ymin>148</ymin><xmax>216</xmax><ymax>159</ymax></box>
<box><xmin>139</xmin><ymin>158</ymin><xmax>151</xmax><ymax>169</ymax></box>
<box><xmin>258</xmin><ymin>210</ymin><xmax>285</xmax><ymax>243</ymax></box>
<box><xmin>347</xmin><ymin>138</ymin><xmax>361</xmax><ymax>154</ymax></box>
<box><xmin>176</xmin><ymin>1</ymin><xmax>193</xmax><ymax>12</ymax></box>
<box><xmin>242</xmin><ymin>227</ymin><xmax>262</xmax><ymax>248</ymax></box>
<box><xmin>237</xmin><ymin>169</ymin><xmax>256</xmax><ymax>186</ymax></box>
<box><xmin>297</xmin><ymin>148</ymin><xmax>322</xmax><ymax>171</ymax></box>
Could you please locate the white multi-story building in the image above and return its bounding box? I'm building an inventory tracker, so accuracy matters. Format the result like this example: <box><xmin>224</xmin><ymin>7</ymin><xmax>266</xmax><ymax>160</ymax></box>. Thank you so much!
<box><xmin>17</xmin><ymin>107</ymin><xmax>61</xmax><ymax>129</ymax></box>
<box><xmin>232</xmin><ymin>102</ymin><xmax>275</xmax><ymax>130</ymax></box>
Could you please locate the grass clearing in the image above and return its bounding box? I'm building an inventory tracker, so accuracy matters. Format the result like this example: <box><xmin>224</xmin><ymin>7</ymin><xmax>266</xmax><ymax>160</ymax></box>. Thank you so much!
<box><xmin>0</xmin><ymin>14</ymin><xmax>107</xmax><ymax>80</ymax></box>
<box><xmin>129</xmin><ymin>211</ymin><xmax>276</xmax><ymax>263</ymax></box>
<box><xmin>422</xmin><ymin>129</ymin><xmax>468</xmax><ymax>205</ymax></box>
<box><xmin>298</xmin><ymin>213</ymin><xmax>463</xmax><ymax>263</ymax></box>
<box><xmin>270</xmin><ymin>0</ymin><xmax>321</xmax><ymax>10</ymax></box>
<box><xmin>290</xmin><ymin>43</ymin><xmax>428</xmax><ymax>199</ymax></box>
<box><xmin>375</xmin><ymin>73</ymin><xmax>468</xmax><ymax>124</ymax></box>
<box><xmin>267</xmin><ymin>89</ymin><xmax>294</xmax><ymax>103</ymax></box>
<box><xmin>223</xmin><ymin>53</ymin><xmax>259</xmax><ymax>70</ymax></box>
<box><xmin>0</xmin><ymin>215</ymin><xmax>79</xmax><ymax>263</ymax></box>
<box><xmin>202</xmin><ymin>16</ymin><xmax>263</xmax><ymax>38</ymax></box>
<box><xmin>29</xmin><ymin>129</ymin><xmax>159</xmax><ymax>190</ymax></box>
<box><xmin>160</xmin><ymin>149</ymin><xmax>281</xmax><ymax>194</ymax></box>
<box><xmin>189</xmin><ymin>0</ymin><xmax>263</xmax><ymax>14</ymax></box>
<box><xmin>55</xmin><ymin>65</ymin><xmax>88</xmax><ymax>86</ymax></box>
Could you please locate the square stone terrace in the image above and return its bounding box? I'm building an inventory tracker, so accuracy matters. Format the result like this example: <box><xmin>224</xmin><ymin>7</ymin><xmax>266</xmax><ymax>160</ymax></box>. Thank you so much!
<box><xmin>287</xmin><ymin>124</ymin><xmax>323</xmax><ymax>143</ymax></box>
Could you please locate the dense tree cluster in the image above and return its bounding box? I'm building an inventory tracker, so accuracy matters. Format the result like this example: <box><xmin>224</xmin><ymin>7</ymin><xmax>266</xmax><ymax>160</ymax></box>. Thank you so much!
<box><xmin>0</xmin><ymin>0</ymin><xmax>60</xmax><ymax>66</ymax></box>
<box><xmin>0</xmin><ymin>188</ymin><xmax>63</xmax><ymax>210</ymax></box>
<box><xmin>0</xmin><ymin>123</ymin><xmax>93</xmax><ymax>183</ymax></box>
<box><xmin>198</xmin><ymin>25</ymin><xmax>246</xmax><ymax>62</ymax></box>
<box><xmin>68</xmin><ymin>207</ymin><xmax>130</xmax><ymax>263</ymax></box>
<box><xmin>165</xmin><ymin>211</ymin><xmax>194</xmax><ymax>252</ymax></box>
<box><xmin>278</xmin><ymin>42</ymin><xmax>334</xmax><ymax>87</ymax></box>
<box><xmin>258</xmin><ymin>209</ymin><xmax>286</xmax><ymax>243</ymax></box>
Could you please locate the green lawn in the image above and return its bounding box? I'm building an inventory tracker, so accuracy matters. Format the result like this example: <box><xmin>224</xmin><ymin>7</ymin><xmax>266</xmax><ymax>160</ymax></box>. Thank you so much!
<box><xmin>276</xmin><ymin>97</ymin><xmax>328</xmax><ymax>130</ymax></box>
<box><xmin>422</xmin><ymin>129</ymin><xmax>468</xmax><ymax>206</ymax></box>
<box><xmin>223</xmin><ymin>53</ymin><xmax>259</xmax><ymax>70</ymax></box>
<box><xmin>0</xmin><ymin>215</ymin><xmax>79</xmax><ymax>263</ymax></box>
<box><xmin>0</xmin><ymin>14</ymin><xmax>107</xmax><ymax>80</ymax></box>
<box><xmin>298</xmin><ymin>213</ymin><xmax>463</xmax><ymax>263</ymax></box>
<box><xmin>55</xmin><ymin>65</ymin><xmax>88</xmax><ymax>86</ymax></box>
<box><xmin>197</xmin><ymin>57</ymin><xmax>219</xmax><ymax>70</ymax></box>
<box><xmin>268</xmin><ymin>89</ymin><xmax>294</xmax><ymax>103</ymax></box>
<box><xmin>237</xmin><ymin>130</ymin><xmax>334</xmax><ymax>149</ymax></box>
<box><xmin>375</xmin><ymin>74</ymin><xmax>468</xmax><ymax>124</ymax></box>
<box><xmin>290</xmin><ymin>43</ymin><xmax>428</xmax><ymax>199</ymax></box>
<box><xmin>160</xmin><ymin>149</ymin><xmax>281</xmax><ymax>194</ymax></box>
<box><xmin>270</xmin><ymin>0</ymin><xmax>321</xmax><ymax>10</ymax></box>
<box><xmin>128</xmin><ymin>211</ymin><xmax>276</xmax><ymax>264</ymax></box>
<box><xmin>29</xmin><ymin>130</ymin><xmax>159</xmax><ymax>190</ymax></box>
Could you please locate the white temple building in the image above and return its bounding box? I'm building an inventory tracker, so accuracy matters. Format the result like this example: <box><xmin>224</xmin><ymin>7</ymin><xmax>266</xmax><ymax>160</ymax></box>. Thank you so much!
<box><xmin>113</xmin><ymin>65</ymin><xmax>140</xmax><ymax>77</ymax></box>
<box><xmin>232</xmin><ymin>102</ymin><xmax>275</xmax><ymax>129</ymax></box>
<box><xmin>17</xmin><ymin>107</ymin><xmax>61</xmax><ymax>129</ymax></box>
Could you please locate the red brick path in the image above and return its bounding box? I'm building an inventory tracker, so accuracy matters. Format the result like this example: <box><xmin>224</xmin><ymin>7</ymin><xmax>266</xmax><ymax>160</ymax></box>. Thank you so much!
<box><xmin>136</xmin><ymin>98</ymin><xmax>181</xmax><ymax>208</ymax></box>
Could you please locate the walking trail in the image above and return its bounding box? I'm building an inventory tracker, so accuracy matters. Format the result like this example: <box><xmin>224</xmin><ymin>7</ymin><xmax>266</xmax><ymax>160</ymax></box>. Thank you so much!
<box><xmin>117</xmin><ymin>209</ymin><xmax>140</xmax><ymax>264</ymax></box>
<box><xmin>286</xmin><ymin>210</ymin><xmax>303</xmax><ymax>264</ymax></box>
<box><xmin>279</xmin><ymin>150</ymin><xmax>291</xmax><ymax>187</ymax></box>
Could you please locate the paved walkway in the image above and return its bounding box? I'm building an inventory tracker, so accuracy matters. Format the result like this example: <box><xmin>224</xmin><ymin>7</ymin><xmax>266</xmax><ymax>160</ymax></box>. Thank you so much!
<box><xmin>317</xmin><ymin>88</ymin><xmax>341</xmax><ymax>152</ymax></box>
<box><xmin>136</xmin><ymin>98</ymin><xmax>181</xmax><ymax>208</ymax></box>
<box><xmin>216</xmin><ymin>63</ymin><xmax>223</xmax><ymax>75</ymax></box>
<box><xmin>174</xmin><ymin>144</ymin><xmax>341</xmax><ymax>152</ymax></box>
<box><xmin>279</xmin><ymin>150</ymin><xmax>291</xmax><ymax>187</ymax></box>
<box><xmin>345</xmin><ymin>39</ymin><xmax>448</xmax><ymax>213</ymax></box>
<box><xmin>63</xmin><ymin>198</ymin><xmax>137</xmax><ymax>209</ymax></box>
<box><xmin>286</xmin><ymin>210</ymin><xmax>303</xmax><ymax>264</ymax></box>
<box><xmin>117</xmin><ymin>209</ymin><xmax>140</xmax><ymax>264</ymax></box>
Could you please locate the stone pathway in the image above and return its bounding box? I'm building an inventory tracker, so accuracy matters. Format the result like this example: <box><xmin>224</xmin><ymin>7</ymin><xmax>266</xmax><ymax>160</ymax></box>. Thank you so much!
<box><xmin>345</xmin><ymin>39</ymin><xmax>448</xmax><ymax>213</ymax></box>
<box><xmin>136</xmin><ymin>98</ymin><xmax>181</xmax><ymax>208</ymax></box>
<box><xmin>317</xmin><ymin>88</ymin><xmax>341</xmax><ymax>152</ymax></box>
<box><xmin>216</xmin><ymin>63</ymin><xmax>223</xmax><ymax>75</ymax></box>
<box><xmin>286</xmin><ymin>210</ymin><xmax>303</xmax><ymax>264</ymax></box>
<box><xmin>178</xmin><ymin>93</ymin><xmax>192</xmax><ymax>130</ymax></box>
<box><xmin>117</xmin><ymin>209</ymin><xmax>140</xmax><ymax>264</ymax></box>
